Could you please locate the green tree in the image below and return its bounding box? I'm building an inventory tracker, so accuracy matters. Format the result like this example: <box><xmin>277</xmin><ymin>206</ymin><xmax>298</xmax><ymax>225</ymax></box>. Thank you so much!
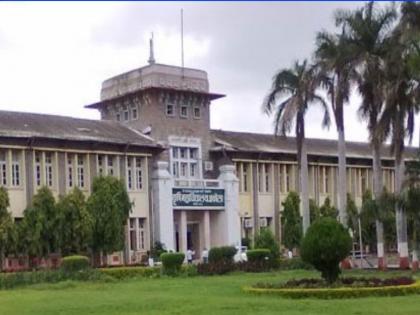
<box><xmin>281</xmin><ymin>191</ymin><xmax>302</xmax><ymax>251</ymax></box>
<box><xmin>57</xmin><ymin>187</ymin><xmax>92</xmax><ymax>256</ymax></box>
<box><xmin>309</xmin><ymin>199</ymin><xmax>320</xmax><ymax>223</ymax></box>
<box><xmin>263</xmin><ymin>60</ymin><xmax>330</xmax><ymax>233</ymax></box>
<box><xmin>88</xmin><ymin>176</ymin><xmax>132</xmax><ymax>266</ymax></box>
<box><xmin>0</xmin><ymin>187</ymin><xmax>16</xmax><ymax>270</ymax></box>
<box><xmin>301</xmin><ymin>217</ymin><xmax>352</xmax><ymax>284</ymax></box>
<box><xmin>336</xmin><ymin>1</ymin><xmax>397</xmax><ymax>266</ymax></box>
<box><xmin>319</xmin><ymin>197</ymin><xmax>338</xmax><ymax>219</ymax></box>
<box><xmin>346</xmin><ymin>193</ymin><xmax>359</xmax><ymax>234</ymax></box>
<box><xmin>254</xmin><ymin>228</ymin><xmax>280</xmax><ymax>261</ymax></box>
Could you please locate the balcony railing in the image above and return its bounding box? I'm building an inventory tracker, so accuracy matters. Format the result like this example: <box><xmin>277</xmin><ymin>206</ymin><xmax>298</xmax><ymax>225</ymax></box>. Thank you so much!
<box><xmin>174</xmin><ymin>179</ymin><xmax>221</xmax><ymax>188</ymax></box>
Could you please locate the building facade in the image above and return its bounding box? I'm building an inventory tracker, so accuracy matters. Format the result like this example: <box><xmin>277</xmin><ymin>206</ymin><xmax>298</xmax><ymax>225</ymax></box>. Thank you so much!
<box><xmin>0</xmin><ymin>58</ymin><xmax>415</xmax><ymax>267</ymax></box>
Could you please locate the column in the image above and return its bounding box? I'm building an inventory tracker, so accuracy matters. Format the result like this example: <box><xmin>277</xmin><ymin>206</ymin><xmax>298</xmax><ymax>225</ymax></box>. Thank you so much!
<box><xmin>152</xmin><ymin>161</ymin><xmax>175</xmax><ymax>251</ymax></box>
<box><xmin>218</xmin><ymin>164</ymin><xmax>241</xmax><ymax>247</ymax></box>
<box><xmin>179</xmin><ymin>210</ymin><xmax>188</xmax><ymax>254</ymax></box>
<box><xmin>203</xmin><ymin>210</ymin><xmax>211</xmax><ymax>250</ymax></box>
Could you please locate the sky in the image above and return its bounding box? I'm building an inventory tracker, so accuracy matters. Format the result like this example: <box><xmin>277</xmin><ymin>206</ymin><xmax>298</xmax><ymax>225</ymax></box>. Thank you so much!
<box><xmin>0</xmin><ymin>1</ymin><xmax>416</xmax><ymax>145</ymax></box>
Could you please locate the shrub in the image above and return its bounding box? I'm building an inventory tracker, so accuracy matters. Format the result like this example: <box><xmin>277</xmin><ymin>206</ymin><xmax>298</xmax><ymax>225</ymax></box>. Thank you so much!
<box><xmin>245</xmin><ymin>280</ymin><xmax>420</xmax><ymax>299</ymax></box>
<box><xmin>197</xmin><ymin>261</ymin><xmax>236</xmax><ymax>275</ymax></box>
<box><xmin>208</xmin><ymin>246</ymin><xmax>236</xmax><ymax>264</ymax></box>
<box><xmin>247</xmin><ymin>249</ymin><xmax>270</xmax><ymax>263</ymax></box>
<box><xmin>282</xmin><ymin>191</ymin><xmax>302</xmax><ymax>251</ymax></box>
<box><xmin>61</xmin><ymin>255</ymin><xmax>90</xmax><ymax>273</ymax></box>
<box><xmin>241</xmin><ymin>237</ymin><xmax>252</xmax><ymax>249</ymax></box>
<box><xmin>150</xmin><ymin>241</ymin><xmax>167</xmax><ymax>261</ymax></box>
<box><xmin>300</xmin><ymin>218</ymin><xmax>352</xmax><ymax>284</ymax></box>
<box><xmin>254</xmin><ymin>229</ymin><xmax>280</xmax><ymax>261</ymax></box>
<box><xmin>160</xmin><ymin>252</ymin><xmax>185</xmax><ymax>275</ymax></box>
<box><xmin>278</xmin><ymin>257</ymin><xmax>313</xmax><ymax>270</ymax></box>
<box><xmin>99</xmin><ymin>266</ymin><xmax>160</xmax><ymax>279</ymax></box>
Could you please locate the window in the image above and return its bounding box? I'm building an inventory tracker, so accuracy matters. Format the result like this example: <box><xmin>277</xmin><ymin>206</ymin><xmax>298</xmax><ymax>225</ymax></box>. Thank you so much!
<box><xmin>45</xmin><ymin>152</ymin><xmax>53</xmax><ymax>187</ymax></box>
<box><xmin>285</xmin><ymin>165</ymin><xmax>292</xmax><ymax>192</ymax></box>
<box><xmin>107</xmin><ymin>156</ymin><xmax>114</xmax><ymax>176</ymax></box>
<box><xmin>258</xmin><ymin>164</ymin><xmax>271</xmax><ymax>193</ymax></box>
<box><xmin>67</xmin><ymin>154</ymin><xmax>74</xmax><ymax>188</ymax></box>
<box><xmin>123</xmin><ymin>109</ymin><xmax>129</xmax><ymax>121</ymax></box>
<box><xmin>126</xmin><ymin>156</ymin><xmax>143</xmax><ymax>191</ymax></box>
<box><xmin>116</xmin><ymin>113</ymin><xmax>121</xmax><ymax>122</ymax></box>
<box><xmin>131</xmin><ymin>105</ymin><xmax>138</xmax><ymax>120</ymax></box>
<box><xmin>180</xmin><ymin>105</ymin><xmax>188</xmax><ymax>118</ymax></box>
<box><xmin>97</xmin><ymin>155</ymin><xmax>104</xmax><ymax>176</ymax></box>
<box><xmin>0</xmin><ymin>151</ymin><xmax>6</xmax><ymax>186</ymax></box>
<box><xmin>193</xmin><ymin>107</ymin><xmax>201</xmax><ymax>119</ymax></box>
<box><xmin>77</xmin><ymin>155</ymin><xmax>85</xmax><ymax>188</ymax></box>
<box><xmin>171</xmin><ymin>146</ymin><xmax>201</xmax><ymax>179</ymax></box>
<box><xmin>129</xmin><ymin>218</ymin><xmax>147</xmax><ymax>251</ymax></box>
<box><xmin>166</xmin><ymin>103</ymin><xmax>175</xmax><ymax>116</ymax></box>
<box><xmin>11</xmin><ymin>151</ymin><xmax>20</xmax><ymax>187</ymax></box>
<box><xmin>236</xmin><ymin>162</ymin><xmax>250</xmax><ymax>193</ymax></box>
<box><xmin>35</xmin><ymin>152</ymin><xmax>42</xmax><ymax>186</ymax></box>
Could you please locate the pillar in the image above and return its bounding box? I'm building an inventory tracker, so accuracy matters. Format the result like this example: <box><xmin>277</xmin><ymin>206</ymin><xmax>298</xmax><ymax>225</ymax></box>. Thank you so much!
<box><xmin>218</xmin><ymin>164</ymin><xmax>241</xmax><ymax>247</ymax></box>
<box><xmin>179</xmin><ymin>210</ymin><xmax>188</xmax><ymax>254</ymax></box>
<box><xmin>204</xmin><ymin>210</ymin><xmax>211</xmax><ymax>250</ymax></box>
<box><xmin>152</xmin><ymin>161</ymin><xmax>175</xmax><ymax>251</ymax></box>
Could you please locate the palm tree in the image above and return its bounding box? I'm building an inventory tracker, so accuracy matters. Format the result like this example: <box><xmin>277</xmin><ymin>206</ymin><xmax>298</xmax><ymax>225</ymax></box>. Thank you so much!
<box><xmin>378</xmin><ymin>4</ymin><xmax>420</xmax><ymax>269</ymax></box>
<box><xmin>315</xmin><ymin>28</ymin><xmax>357</xmax><ymax>227</ymax></box>
<box><xmin>336</xmin><ymin>2</ymin><xmax>397</xmax><ymax>269</ymax></box>
<box><xmin>263</xmin><ymin>60</ymin><xmax>330</xmax><ymax>233</ymax></box>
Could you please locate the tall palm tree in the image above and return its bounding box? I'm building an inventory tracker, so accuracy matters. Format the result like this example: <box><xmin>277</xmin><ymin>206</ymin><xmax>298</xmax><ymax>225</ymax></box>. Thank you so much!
<box><xmin>378</xmin><ymin>3</ymin><xmax>420</xmax><ymax>269</ymax></box>
<box><xmin>315</xmin><ymin>28</ymin><xmax>357</xmax><ymax>227</ymax></box>
<box><xmin>263</xmin><ymin>60</ymin><xmax>330</xmax><ymax>233</ymax></box>
<box><xmin>336</xmin><ymin>2</ymin><xmax>397</xmax><ymax>269</ymax></box>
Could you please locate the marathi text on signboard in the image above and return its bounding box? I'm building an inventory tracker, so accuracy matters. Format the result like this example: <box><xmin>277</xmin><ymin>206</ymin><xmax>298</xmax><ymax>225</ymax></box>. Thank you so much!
<box><xmin>172</xmin><ymin>188</ymin><xmax>225</xmax><ymax>208</ymax></box>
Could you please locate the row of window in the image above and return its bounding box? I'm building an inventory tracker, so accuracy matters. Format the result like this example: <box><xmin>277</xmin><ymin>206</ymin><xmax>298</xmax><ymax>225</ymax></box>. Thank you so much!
<box><xmin>166</xmin><ymin>103</ymin><xmax>201</xmax><ymax>119</ymax></box>
<box><xmin>235</xmin><ymin>162</ymin><xmax>395</xmax><ymax>196</ymax></box>
<box><xmin>0</xmin><ymin>150</ymin><xmax>146</xmax><ymax>192</ymax></box>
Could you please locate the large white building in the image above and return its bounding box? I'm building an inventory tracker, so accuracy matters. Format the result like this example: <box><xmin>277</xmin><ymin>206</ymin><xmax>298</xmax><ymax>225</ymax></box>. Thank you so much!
<box><xmin>0</xmin><ymin>52</ymin><xmax>415</xmax><ymax>268</ymax></box>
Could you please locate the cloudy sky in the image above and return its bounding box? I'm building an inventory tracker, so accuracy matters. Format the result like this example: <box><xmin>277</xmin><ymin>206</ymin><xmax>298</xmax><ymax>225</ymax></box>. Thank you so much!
<box><xmin>0</xmin><ymin>1</ymin><xmax>415</xmax><ymax>144</ymax></box>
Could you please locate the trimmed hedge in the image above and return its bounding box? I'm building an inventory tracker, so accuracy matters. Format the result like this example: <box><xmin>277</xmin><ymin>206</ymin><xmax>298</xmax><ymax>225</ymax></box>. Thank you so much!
<box><xmin>61</xmin><ymin>255</ymin><xmax>90</xmax><ymax>273</ymax></box>
<box><xmin>99</xmin><ymin>266</ymin><xmax>161</xmax><ymax>279</ymax></box>
<box><xmin>244</xmin><ymin>280</ymin><xmax>420</xmax><ymax>299</ymax></box>
<box><xmin>278</xmin><ymin>257</ymin><xmax>313</xmax><ymax>270</ymax></box>
<box><xmin>208</xmin><ymin>246</ymin><xmax>236</xmax><ymax>264</ymax></box>
<box><xmin>247</xmin><ymin>249</ymin><xmax>270</xmax><ymax>263</ymax></box>
<box><xmin>161</xmin><ymin>252</ymin><xmax>185</xmax><ymax>275</ymax></box>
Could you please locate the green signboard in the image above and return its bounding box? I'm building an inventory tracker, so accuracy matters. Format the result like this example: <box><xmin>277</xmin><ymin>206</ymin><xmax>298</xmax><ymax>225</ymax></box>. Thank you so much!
<box><xmin>172</xmin><ymin>188</ymin><xmax>225</xmax><ymax>208</ymax></box>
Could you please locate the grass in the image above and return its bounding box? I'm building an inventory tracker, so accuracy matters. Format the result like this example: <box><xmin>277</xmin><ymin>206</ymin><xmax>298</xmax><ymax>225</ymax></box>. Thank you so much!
<box><xmin>0</xmin><ymin>270</ymin><xmax>419</xmax><ymax>315</ymax></box>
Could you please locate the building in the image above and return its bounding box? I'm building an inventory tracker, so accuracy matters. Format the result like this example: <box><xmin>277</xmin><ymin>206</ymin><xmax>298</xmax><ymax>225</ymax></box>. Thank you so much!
<box><xmin>0</xmin><ymin>49</ymin><xmax>415</xmax><ymax>267</ymax></box>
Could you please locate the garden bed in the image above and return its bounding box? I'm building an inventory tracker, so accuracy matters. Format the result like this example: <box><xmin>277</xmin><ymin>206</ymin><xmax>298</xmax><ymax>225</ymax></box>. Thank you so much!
<box><xmin>244</xmin><ymin>277</ymin><xmax>420</xmax><ymax>299</ymax></box>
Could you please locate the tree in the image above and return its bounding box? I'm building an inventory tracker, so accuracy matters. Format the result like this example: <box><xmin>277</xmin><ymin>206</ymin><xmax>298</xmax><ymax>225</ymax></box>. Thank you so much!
<box><xmin>57</xmin><ymin>188</ymin><xmax>92</xmax><ymax>256</ymax></box>
<box><xmin>319</xmin><ymin>197</ymin><xmax>338</xmax><ymax>219</ymax></box>
<box><xmin>0</xmin><ymin>187</ymin><xmax>16</xmax><ymax>271</ymax></box>
<box><xmin>309</xmin><ymin>199</ymin><xmax>320</xmax><ymax>223</ymax></box>
<box><xmin>346</xmin><ymin>193</ymin><xmax>359</xmax><ymax>234</ymax></box>
<box><xmin>281</xmin><ymin>191</ymin><xmax>302</xmax><ymax>251</ymax></box>
<box><xmin>315</xmin><ymin>27</ymin><xmax>357</xmax><ymax>227</ymax></box>
<box><xmin>301</xmin><ymin>217</ymin><xmax>352</xmax><ymax>284</ymax></box>
<box><xmin>336</xmin><ymin>1</ymin><xmax>397</xmax><ymax>269</ymax></box>
<box><xmin>254</xmin><ymin>228</ymin><xmax>280</xmax><ymax>261</ymax></box>
<box><xmin>88</xmin><ymin>176</ymin><xmax>132</xmax><ymax>266</ymax></box>
<box><xmin>263</xmin><ymin>60</ymin><xmax>330</xmax><ymax>233</ymax></box>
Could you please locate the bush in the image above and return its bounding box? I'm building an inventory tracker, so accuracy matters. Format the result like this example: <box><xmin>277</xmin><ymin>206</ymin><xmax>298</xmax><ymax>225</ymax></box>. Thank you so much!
<box><xmin>300</xmin><ymin>218</ymin><xmax>352</xmax><ymax>284</ymax></box>
<box><xmin>254</xmin><ymin>229</ymin><xmax>280</xmax><ymax>262</ymax></box>
<box><xmin>61</xmin><ymin>255</ymin><xmax>90</xmax><ymax>273</ymax></box>
<box><xmin>247</xmin><ymin>249</ymin><xmax>270</xmax><ymax>263</ymax></box>
<box><xmin>208</xmin><ymin>246</ymin><xmax>236</xmax><ymax>264</ymax></box>
<box><xmin>150</xmin><ymin>241</ymin><xmax>167</xmax><ymax>261</ymax></box>
<box><xmin>99</xmin><ymin>266</ymin><xmax>161</xmax><ymax>279</ymax></box>
<box><xmin>241</xmin><ymin>237</ymin><xmax>252</xmax><ymax>249</ymax></box>
<box><xmin>160</xmin><ymin>252</ymin><xmax>185</xmax><ymax>275</ymax></box>
<box><xmin>197</xmin><ymin>261</ymin><xmax>236</xmax><ymax>275</ymax></box>
<box><xmin>278</xmin><ymin>257</ymin><xmax>313</xmax><ymax>270</ymax></box>
<box><xmin>245</xmin><ymin>280</ymin><xmax>420</xmax><ymax>299</ymax></box>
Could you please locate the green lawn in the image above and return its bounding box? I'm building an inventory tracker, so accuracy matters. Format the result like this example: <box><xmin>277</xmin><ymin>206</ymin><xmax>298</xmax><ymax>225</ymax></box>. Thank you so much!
<box><xmin>0</xmin><ymin>270</ymin><xmax>419</xmax><ymax>315</ymax></box>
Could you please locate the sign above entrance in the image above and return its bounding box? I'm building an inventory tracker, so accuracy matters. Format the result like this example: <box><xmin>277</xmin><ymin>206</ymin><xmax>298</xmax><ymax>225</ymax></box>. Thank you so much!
<box><xmin>172</xmin><ymin>188</ymin><xmax>224</xmax><ymax>209</ymax></box>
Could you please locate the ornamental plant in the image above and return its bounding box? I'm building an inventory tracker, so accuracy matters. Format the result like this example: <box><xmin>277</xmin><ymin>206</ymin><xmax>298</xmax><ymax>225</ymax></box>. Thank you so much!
<box><xmin>300</xmin><ymin>217</ymin><xmax>352</xmax><ymax>284</ymax></box>
<box><xmin>160</xmin><ymin>252</ymin><xmax>185</xmax><ymax>276</ymax></box>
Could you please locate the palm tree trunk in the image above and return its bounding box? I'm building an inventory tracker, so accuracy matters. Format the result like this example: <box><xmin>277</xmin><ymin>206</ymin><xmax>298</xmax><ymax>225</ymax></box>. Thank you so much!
<box><xmin>395</xmin><ymin>158</ymin><xmax>409</xmax><ymax>269</ymax></box>
<box><xmin>337</xmin><ymin>127</ymin><xmax>347</xmax><ymax>227</ymax></box>
<box><xmin>301</xmin><ymin>139</ymin><xmax>310</xmax><ymax>234</ymax></box>
<box><xmin>372</xmin><ymin>144</ymin><xmax>386</xmax><ymax>269</ymax></box>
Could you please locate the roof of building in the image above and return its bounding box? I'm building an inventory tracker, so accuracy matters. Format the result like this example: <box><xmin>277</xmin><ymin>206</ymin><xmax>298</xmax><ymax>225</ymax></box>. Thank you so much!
<box><xmin>211</xmin><ymin>129</ymin><xmax>418</xmax><ymax>160</ymax></box>
<box><xmin>0</xmin><ymin>110</ymin><xmax>159</xmax><ymax>148</ymax></box>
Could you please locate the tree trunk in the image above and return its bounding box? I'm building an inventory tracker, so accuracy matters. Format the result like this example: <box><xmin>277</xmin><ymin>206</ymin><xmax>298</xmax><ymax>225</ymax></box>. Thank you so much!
<box><xmin>395</xmin><ymin>158</ymin><xmax>409</xmax><ymax>269</ymax></box>
<box><xmin>337</xmin><ymin>127</ymin><xmax>347</xmax><ymax>227</ymax></box>
<box><xmin>412</xmin><ymin>228</ymin><xmax>419</xmax><ymax>272</ymax></box>
<box><xmin>301</xmin><ymin>140</ymin><xmax>310</xmax><ymax>234</ymax></box>
<box><xmin>372</xmin><ymin>144</ymin><xmax>386</xmax><ymax>269</ymax></box>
